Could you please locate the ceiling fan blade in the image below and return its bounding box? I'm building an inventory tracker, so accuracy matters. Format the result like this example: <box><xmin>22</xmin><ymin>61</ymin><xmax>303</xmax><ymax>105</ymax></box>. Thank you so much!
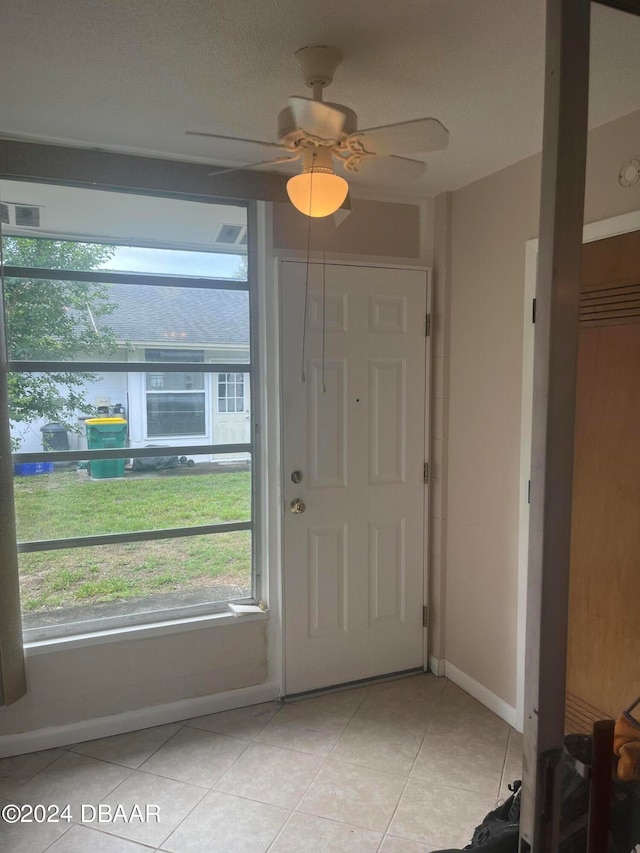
<box><xmin>289</xmin><ymin>96</ymin><xmax>345</xmax><ymax>143</ymax></box>
<box><xmin>186</xmin><ymin>130</ymin><xmax>282</xmax><ymax>149</ymax></box>
<box><xmin>207</xmin><ymin>153</ymin><xmax>300</xmax><ymax>178</ymax></box>
<box><xmin>338</xmin><ymin>154</ymin><xmax>426</xmax><ymax>184</ymax></box>
<box><xmin>353</xmin><ymin>118</ymin><xmax>449</xmax><ymax>156</ymax></box>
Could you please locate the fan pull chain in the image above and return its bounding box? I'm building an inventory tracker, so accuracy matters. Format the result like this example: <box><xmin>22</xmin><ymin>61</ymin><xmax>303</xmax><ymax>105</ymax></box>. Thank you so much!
<box><xmin>321</xmin><ymin>236</ymin><xmax>327</xmax><ymax>394</ymax></box>
<box><xmin>300</xmin><ymin>153</ymin><xmax>316</xmax><ymax>384</ymax></box>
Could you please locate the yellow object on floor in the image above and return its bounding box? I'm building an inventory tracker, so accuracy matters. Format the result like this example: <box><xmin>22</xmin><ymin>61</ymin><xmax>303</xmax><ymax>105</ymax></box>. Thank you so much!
<box><xmin>614</xmin><ymin>698</ymin><xmax>640</xmax><ymax>782</ymax></box>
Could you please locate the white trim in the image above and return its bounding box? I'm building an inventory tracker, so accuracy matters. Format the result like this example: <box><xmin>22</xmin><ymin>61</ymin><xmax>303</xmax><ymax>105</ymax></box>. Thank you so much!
<box><xmin>516</xmin><ymin>209</ymin><xmax>640</xmax><ymax>730</ymax></box>
<box><xmin>445</xmin><ymin>660</ymin><xmax>519</xmax><ymax>729</ymax></box>
<box><xmin>428</xmin><ymin>655</ymin><xmax>446</xmax><ymax>677</ymax></box>
<box><xmin>423</xmin><ymin>269</ymin><xmax>433</xmax><ymax>672</ymax></box>
<box><xmin>582</xmin><ymin>210</ymin><xmax>640</xmax><ymax>243</ymax></box>
<box><xmin>257</xmin><ymin>202</ymin><xmax>284</xmax><ymax>692</ymax></box>
<box><xmin>0</xmin><ymin>681</ymin><xmax>280</xmax><ymax>759</ymax></box>
<box><xmin>274</xmin><ymin>250</ymin><xmax>432</xmax><ymax>271</ymax></box>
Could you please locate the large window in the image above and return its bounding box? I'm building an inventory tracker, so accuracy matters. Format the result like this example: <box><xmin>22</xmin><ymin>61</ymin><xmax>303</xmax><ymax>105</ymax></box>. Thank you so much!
<box><xmin>1</xmin><ymin>181</ymin><xmax>256</xmax><ymax>640</ymax></box>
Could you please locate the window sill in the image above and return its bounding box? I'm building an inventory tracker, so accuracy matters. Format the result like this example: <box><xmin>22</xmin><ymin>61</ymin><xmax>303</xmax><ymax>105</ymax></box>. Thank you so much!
<box><xmin>24</xmin><ymin>608</ymin><xmax>269</xmax><ymax>657</ymax></box>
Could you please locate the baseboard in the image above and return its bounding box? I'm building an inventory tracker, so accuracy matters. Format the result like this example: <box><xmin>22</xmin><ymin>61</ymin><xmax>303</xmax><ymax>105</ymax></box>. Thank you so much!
<box><xmin>428</xmin><ymin>655</ymin><xmax>446</xmax><ymax>677</ymax></box>
<box><xmin>444</xmin><ymin>660</ymin><xmax>519</xmax><ymax>729</ymax></box>
<box><xmin>0</xmin><ymin>681</ymin><xmax>281</xmax><ymax>758</ymax></box>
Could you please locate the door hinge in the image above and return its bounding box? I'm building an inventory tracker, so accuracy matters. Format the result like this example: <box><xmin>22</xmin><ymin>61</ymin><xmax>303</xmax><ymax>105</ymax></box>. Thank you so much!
<box><xmin>527</xmin><ymin>479</ymin><xmax>531</xmax><ymax>504</ymax></box>
<box><xmin>425</xmin><ymin>313</ymin><xmax>431</xmax><ymax>336</ymax></box>
<box><xmin>532</xmin><ymin>298</ymin><xmax>537</xmax><ymax>324</ymax></box>
<box><xmin>424</xmin><ymin>462</ymin><xmax>430</xmax><ymax>484</ymax></box>
<box><xmin>423</xmin><ymin>605</ymin><xmax>429</xmax><ymax>628</ymax></box>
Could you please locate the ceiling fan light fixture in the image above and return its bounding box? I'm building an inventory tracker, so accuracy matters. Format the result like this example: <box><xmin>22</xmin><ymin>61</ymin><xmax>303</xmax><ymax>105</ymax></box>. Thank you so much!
<box><xmin>287</xmin><ymin>170</ymin><xmax>348</xmax><ymax>218</ymax></box>
<box><xmin>286</xmin><ymin>147</ymin><xmax>348</xmax><ymax>218</ymax></box>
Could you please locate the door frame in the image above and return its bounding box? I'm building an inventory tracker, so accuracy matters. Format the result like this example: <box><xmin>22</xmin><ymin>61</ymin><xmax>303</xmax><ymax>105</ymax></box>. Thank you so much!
<box><xmin>517</xmin><ymin>208</ymin><xmax>640</xmax><ymax>730</ymax></box>
<box><xmin>276</xmin><ymin>256</ymin><xmax>433</xmax><ymax>695</ymax></box>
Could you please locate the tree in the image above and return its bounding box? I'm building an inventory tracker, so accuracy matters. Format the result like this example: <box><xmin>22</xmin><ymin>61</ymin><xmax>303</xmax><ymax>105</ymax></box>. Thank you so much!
<box><xmin>3</xmin><ymin>237</ymin><xmax>119</xmax><ymax>448</ymax></box>
<box><xmin>233</xmin><ymin>254</ymin><xmax>248</xmax><ymax>280</ymax></box>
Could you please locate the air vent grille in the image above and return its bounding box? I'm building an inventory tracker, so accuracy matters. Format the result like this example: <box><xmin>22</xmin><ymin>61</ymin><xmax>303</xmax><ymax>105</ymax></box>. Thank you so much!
<box><xmin>579</xmin><ymin>282</ymin><xmax>640</xmax><ymax>327</ymax></box>
<box><xmin>1</xmin><ymin>202</ymin><xmax>43</xmax><ymax>228</ymax></box>
<box><xmin>217</xmin><ymin>224</ymin><xmax>243</xmax><ymax>244</ymax></box>
<box><xmin>14</xmin><ymin>205</ymin><xmax>41</xmax><ymax>227</ymax></box>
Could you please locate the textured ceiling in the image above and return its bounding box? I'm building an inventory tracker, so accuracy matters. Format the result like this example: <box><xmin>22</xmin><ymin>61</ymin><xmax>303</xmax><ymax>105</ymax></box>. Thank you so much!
<box><xmin>1</xmin><ymin>0</ymin><xmax>639</xmax><ymax>198</ymax></box>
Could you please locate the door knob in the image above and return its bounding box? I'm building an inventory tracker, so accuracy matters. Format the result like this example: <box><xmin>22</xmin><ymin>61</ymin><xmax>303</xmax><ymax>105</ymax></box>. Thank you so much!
<box><xmin>289</xmin><ymin>498</ymin><xmax>306</xmax><ymax>514</ymax></box>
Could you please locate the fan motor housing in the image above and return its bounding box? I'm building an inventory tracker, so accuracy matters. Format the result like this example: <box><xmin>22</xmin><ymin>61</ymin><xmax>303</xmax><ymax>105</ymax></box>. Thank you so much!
<box><xmin>277</xmin><ymin>103</ymin><xmax>358</xmax><ymax>148</ymax></box>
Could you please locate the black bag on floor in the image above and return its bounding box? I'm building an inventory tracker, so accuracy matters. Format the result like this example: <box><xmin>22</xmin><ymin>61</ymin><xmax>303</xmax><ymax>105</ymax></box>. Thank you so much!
<box><xmin>431</xmin><ymin>782</ymin><xmax>521</xmax><ymax>853</ymax></box>
<box><xmin>431</xmin><ymin>753</ymin><xmax>592</xmax><ymax>853</ymax></box>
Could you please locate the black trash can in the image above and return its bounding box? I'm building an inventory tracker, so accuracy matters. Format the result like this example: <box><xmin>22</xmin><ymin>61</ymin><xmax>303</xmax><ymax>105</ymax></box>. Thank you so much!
<box><xmin>41</xmin><ymin>422</ymin><xmax>69</xmax><ymax>451</ymax></box>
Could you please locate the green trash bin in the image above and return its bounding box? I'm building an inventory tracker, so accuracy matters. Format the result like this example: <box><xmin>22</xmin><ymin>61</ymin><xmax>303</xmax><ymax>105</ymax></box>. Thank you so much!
<box><xmin>85</xmin><ymin>417</ymin><xmax>128</xmax><ymax>479</ymax></box>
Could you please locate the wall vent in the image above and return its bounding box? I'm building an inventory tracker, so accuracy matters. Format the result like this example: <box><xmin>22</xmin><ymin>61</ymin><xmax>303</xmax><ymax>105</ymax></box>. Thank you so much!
<box><xmin>217</xmin><ymin>224</ymin><xmax>243</xmax><ymax>244</ymax></box>
<box><xmin>1</xmin><ymin>202</ymin><xmax>43</xmax><ymax>228</ymax></box>
<box><xmin>14</xmin><ymin>205</ymin><xmax>41</xmax><ymax>227</ymax></box>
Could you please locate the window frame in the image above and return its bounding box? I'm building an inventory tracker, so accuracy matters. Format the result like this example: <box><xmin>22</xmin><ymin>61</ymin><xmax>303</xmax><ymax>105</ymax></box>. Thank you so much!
<box><xmin>145</xmin><ymin>347</ymin><xmax>209</xmax><ymax>438</ymax></box>
<box><xmin>3</xmin><ymin>201</ymin><xmax>260</xmax><ymax>642</ymax></box>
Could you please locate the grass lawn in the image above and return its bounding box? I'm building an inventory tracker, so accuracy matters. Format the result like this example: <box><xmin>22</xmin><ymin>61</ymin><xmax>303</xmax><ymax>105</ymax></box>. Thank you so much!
<box><xmin>14</xmin><ymin>468</ymin><xmax>252</xmax><ymax>612</ymax></box>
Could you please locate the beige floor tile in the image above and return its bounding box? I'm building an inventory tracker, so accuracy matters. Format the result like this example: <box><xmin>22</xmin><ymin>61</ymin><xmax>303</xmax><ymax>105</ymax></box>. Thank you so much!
<box><xmin>256</xmin><ymin>704</ymin><xmax>350</xmax><ymax>756</ymax></box>
<box><xmin>161</xmin><ymin>789</ymin><xmax>288</xmax><ymax>853</ymax></box>
<box><xmin>186</xmin><ymin>702</ymin><xmax>281</xmax><ymax>739</ymax></box>
<box><xmin>47</xmin><ymin>824</ymin><xmax>152</xmax><ymax>851</ymax></box>
<box><xmin>352</xmin><ymin>674</ymin><xmax>445</xmax><ymax>733</ymax></box>
<box><xmin>388</xmin><ymin>778</ymin><xmax>494</xmax><ymax>849</ymax></box>
<box><xmin>297</xmin><ymin>759</ymin><xmax>406</xmax><ymax>833</ymax></box>
<box><xmin>215</xmin><ymin>742</ymin><xmax>323</xmax><ymax>808</ymax></box>
<box><xmin>291</xmin><ymin>687</ymin><xmax>368</xmax><ymax>717</ymax></box>
<box><xmin>0</xmin><ymin>749</ymin><xmax>65</xmax><ymax>799</ymax></box>
<box><xmin>427</xmin><ymin>699</ymin><xmax>510</xmax><ymax>748</ymax></box>
<box><xmin>439</xmin><ymin>681</ymin><xmax>470</xmax><ymax>708</ymax></box>
<box><xmin>411</xmin><ymin>732</ymin><xmax>506</xmax><ymax>796</ymax></box>
<box><xmin>0</xmin><ymin>800</ymin><xmax>70</xmax><ymax>853</ymax></box>
<box><xmin>379</xmin><ymin>836</ymin><xmax>436</xmax><ymax>853</ymax></box>
<box><xmin>270</xmin><ymin>811</ymin><xmax>382</xmax><ymax>852</ymax></box>
<box><xmin>71</xmin><ymin>724</ymin><xmax>181</xmax><ymax>769</ymax></box>
<box><xmin>372</xmin><ymin>674</ymin><xmax>446</xmax><ymax>700</ymax></box>
<box><xmin>499</xmin><ymin>748</ymin><xmax>523</xmax><ymax>803</ymax></box>
<box><xmin>11</xmin><ymin>752</ymin><xmax>131</xmax><ymax>823</ymax></box>
<box><xmin>84</xmin><ymin>769</ymin><xmax>205</xmax><ymax>847</ymax></box>
<box><xmin>139</xmin><ymin>726</ymin><xmax>248</xmax><ymax>787</ymax></box>
<box><xmin>330</xmin><ymin>717</ymin><xmax>424</xmax><ymax>776</ymax></box>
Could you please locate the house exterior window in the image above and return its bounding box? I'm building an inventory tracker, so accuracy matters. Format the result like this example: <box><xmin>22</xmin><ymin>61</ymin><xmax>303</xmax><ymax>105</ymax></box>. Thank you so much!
<box><xmin>217</xmin><ymin>372</ymin><xmax>244</xmax><ymax>413</ymax></box>
<box><xmin>146</xmin><ymin>349</ymin><xmax>206</xmax><ymax>436</ymax></box>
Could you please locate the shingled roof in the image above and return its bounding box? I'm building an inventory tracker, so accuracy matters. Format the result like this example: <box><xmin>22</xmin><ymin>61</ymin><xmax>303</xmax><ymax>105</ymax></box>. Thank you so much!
<box><xmin>102</xmin><ymin>283</ymin><xmax>249</xmax><ymax>347</ymax></box>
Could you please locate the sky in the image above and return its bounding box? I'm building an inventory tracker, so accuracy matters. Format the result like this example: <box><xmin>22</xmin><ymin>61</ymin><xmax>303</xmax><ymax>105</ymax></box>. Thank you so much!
<box><xmin>101</xmin><ymin>246</ymin><xmax>246</xmax><ymax>279</ymax></box>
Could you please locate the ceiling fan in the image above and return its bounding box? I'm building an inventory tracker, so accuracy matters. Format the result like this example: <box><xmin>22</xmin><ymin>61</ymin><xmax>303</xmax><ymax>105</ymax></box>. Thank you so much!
<box><xmin>187</xmin><ymin>46</ymin><xmax>450</xmax><ymax>217</ymax></box>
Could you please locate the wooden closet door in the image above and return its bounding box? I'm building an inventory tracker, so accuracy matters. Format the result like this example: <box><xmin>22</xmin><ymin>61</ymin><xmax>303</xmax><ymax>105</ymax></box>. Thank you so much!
<box><xmin>565</xmin><ymin>230</ymin><xmax>640</xmax><ymax>733</ymax></box>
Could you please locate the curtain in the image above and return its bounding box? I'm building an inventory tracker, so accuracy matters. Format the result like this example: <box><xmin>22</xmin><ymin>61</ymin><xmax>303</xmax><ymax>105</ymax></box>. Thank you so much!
<box><xmin>0</xmin><ymin>252</ymin><xmax>27</xmax><ymax>706</ymax></box>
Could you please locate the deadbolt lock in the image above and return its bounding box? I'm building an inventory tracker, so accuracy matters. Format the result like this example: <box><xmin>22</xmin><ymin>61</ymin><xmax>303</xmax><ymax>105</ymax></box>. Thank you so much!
<box><xmin>291</xmin><ymin>470</ymin><xmax>302</xmax><ymax>484</ymax></box>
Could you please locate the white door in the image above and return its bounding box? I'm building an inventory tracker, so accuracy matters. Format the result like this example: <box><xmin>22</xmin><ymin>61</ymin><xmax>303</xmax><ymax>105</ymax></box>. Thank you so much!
<box><xmin>281</xmin><ymin>260</ymin><xmax>429</xmax><ymax>694</ymax></box>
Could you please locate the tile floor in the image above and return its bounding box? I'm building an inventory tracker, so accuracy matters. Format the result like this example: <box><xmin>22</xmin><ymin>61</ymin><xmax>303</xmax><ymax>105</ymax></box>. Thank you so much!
<box><xmin>0</xmin><ymin>675</ymin><xmax>523</xmax><ymax>853</ymax></box>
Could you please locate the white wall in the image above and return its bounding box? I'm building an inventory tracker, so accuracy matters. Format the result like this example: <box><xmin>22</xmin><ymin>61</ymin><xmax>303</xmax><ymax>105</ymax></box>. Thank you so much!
<box><xmin>0</xmin><ymin>620</ymin><xmax>268</xmax><ymax>744</ymax></box>
<box><xmin>440</xmin><ymin>109</ymin><xmax>640</xmax><ymax>710</ymax></box>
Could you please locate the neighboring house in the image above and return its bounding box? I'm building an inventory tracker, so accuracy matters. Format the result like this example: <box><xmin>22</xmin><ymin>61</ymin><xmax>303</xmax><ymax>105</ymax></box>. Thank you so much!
<box><xmin>12</xmin><ymin>284</ymin><xmax>251</xmax><ymax>460</ymax></box>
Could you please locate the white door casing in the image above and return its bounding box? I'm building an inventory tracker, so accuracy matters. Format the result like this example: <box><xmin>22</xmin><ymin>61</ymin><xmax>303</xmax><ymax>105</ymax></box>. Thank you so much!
<box><xmin>280</xmin><ymin>260</ymin><xmax>430</xmax><ymax>694</ymax></box>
